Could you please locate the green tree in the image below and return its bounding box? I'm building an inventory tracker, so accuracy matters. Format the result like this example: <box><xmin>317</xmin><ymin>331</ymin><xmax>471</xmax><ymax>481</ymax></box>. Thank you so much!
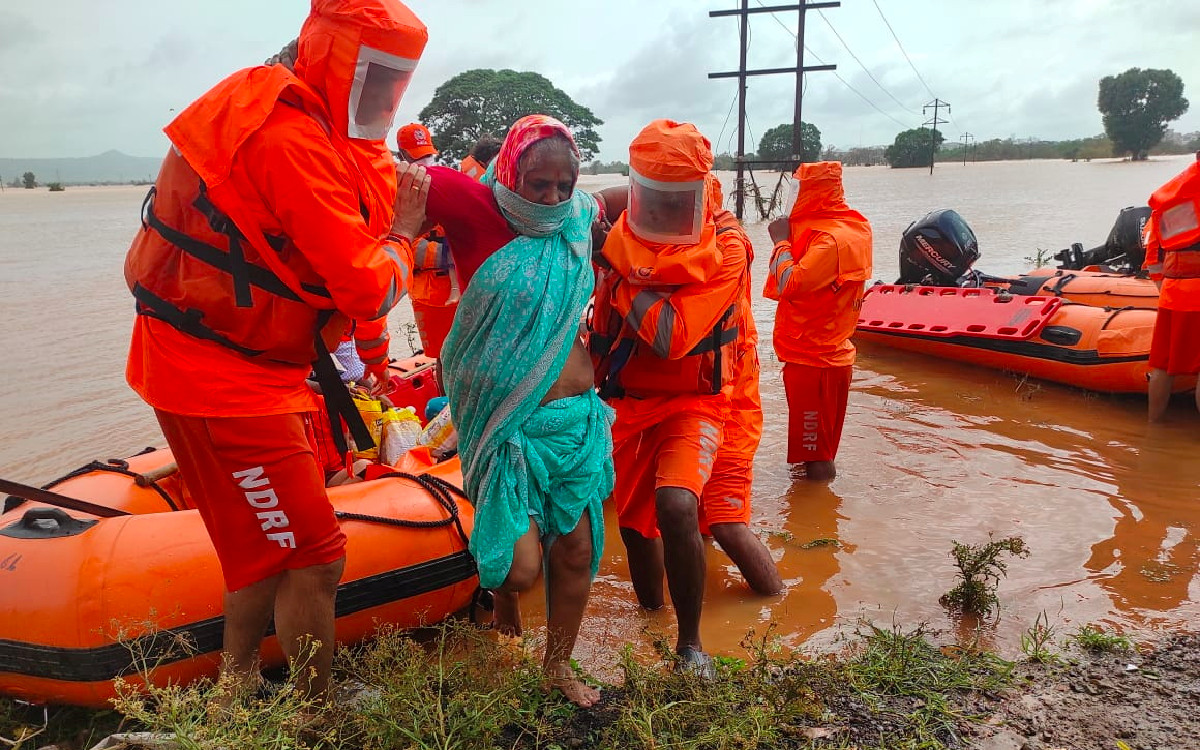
<box><xmin>1098</xmin><ymin>68</ymin><xmax>1189</xmax><ymax>161</ymax></box>
<box><xmin>418</xmin><ymin>69</ymin><xmax>602</xmax><ymax>162</ymax></box>
<box><xmin>756</xmin><ymin>122</ymin><xmax>821</xmax><ymax>170</ymax></box>
<box><xmin>885</xmin><ymin>128</ymin><xmax>944</xmax><ymax>168</ymax></box>
<box><xmin>22</xmin><ymin>172</ymin><xmax>36</xmax><ymax>189</ymax></box>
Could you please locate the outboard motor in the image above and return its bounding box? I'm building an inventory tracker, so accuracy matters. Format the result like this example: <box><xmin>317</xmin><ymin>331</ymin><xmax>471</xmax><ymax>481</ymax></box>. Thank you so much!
<box><xmin>897</xmin><ymin>209</ymin><xmax>981</xmax><ymax>286</ymax></box>
<box><xmin>1053</xmin><ymin>205</ymin><xmax>1150</xmax><ymax>274</ymax></box>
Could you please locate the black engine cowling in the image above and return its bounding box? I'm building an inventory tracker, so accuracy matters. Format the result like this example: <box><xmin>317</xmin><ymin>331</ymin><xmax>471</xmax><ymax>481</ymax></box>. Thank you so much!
<box><xmin>897</xmin><ymin>209</ymin><xmax>981</xmax><ymax>286</ymax></box>
<box><xmin>1053</xmin><ymin>205</ymin><xmax>1150</xmax><ymax>274</ymax></box>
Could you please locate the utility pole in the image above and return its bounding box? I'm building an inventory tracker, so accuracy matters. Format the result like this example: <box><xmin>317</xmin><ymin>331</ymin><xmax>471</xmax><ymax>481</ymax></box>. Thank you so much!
<box><xmin>922</xmin><ymin>98</ymin><xmax>950</xmax><ymax>175</ymax></box>
<box><xmin>960</xmin><ymin>132</ymin><xmax>974</xmax><ymax>166</ymax></box>
<box><xmin>709</xmin><ymin>1</ymin><xmax>839</xmax><ymax>220</ymax></box>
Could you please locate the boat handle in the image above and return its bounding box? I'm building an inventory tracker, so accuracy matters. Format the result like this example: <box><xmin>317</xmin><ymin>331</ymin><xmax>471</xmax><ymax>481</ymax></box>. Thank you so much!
<box><xmin>20</xmin><ymin>507</ymin><xmax>73</xmax><ymax>529</ymax></box>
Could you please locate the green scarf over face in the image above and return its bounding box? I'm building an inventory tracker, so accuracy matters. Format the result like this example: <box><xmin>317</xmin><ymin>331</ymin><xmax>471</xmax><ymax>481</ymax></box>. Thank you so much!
<box><xmin>440</xmin><ymin>172</ymin><xmax>612</xmax><ymax>589</ymax></box>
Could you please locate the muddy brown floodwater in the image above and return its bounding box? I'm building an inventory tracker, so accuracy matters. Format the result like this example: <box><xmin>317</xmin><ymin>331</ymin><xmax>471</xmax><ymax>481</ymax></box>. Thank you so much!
<box><xmin>1</xmin><ymin>157</ymin><xmax>1196</xmax><ymax>680</ymax></box>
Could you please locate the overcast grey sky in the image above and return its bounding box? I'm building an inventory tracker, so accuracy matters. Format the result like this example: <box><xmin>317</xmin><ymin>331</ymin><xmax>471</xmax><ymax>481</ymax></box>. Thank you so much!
<box><xmin>1</xmin><ymin>0</ymin><xmax>1198</xmax><ymax>161</ymax></box>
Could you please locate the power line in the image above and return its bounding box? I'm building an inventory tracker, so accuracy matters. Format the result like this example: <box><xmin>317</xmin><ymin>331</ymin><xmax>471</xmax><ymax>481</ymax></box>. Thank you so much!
<box><xmin>753</xmin><ymin>0</ymin><xmax>912</xmax><ymax>130</ymax></box>
<box><xmin>816</xmin><ymin>9</ymin><xmax>919</xmax><ymax>115</ymax></box>
<box><xmin>872</xmin><ymin>0</ymin><xmax>936</xmax><ymax>100</ymax></box>
<box><xmin>715</xmin><ymin>88</ymin><xmax>739</xmax><ymax>154</ymax></box>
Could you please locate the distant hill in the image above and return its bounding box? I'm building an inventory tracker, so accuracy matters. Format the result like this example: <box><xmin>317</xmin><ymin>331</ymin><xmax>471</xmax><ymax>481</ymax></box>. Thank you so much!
<box><xmin>0</xmin><ymin>150</ymin><xmax>163</xmax><ymax>186</ymax></box>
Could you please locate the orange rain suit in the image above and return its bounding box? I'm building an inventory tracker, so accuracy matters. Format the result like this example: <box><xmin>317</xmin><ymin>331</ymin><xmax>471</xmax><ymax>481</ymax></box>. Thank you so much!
<box><xmin>763</xmin><ymin>161</ymin><xmax>872</xmax><ymax>464</ymax></box>
<box><xmin>124</xmin><ymin>0</ymin><xmax>427</xmax><ymax>589</ymax></box>
<box><xmin>460</xmin><ymin>155</ymin><xmax>488</xmax><ymax>181</ymax></box>
<box><xmin>1144</xmin><ymin>155</ymin><xmax>1200</xmax><ymax>375</ymax></box>
<box><xmin>409</xmin><ymin>227</ymin><xmax>459</xmax><ymax>358</ymax></box>
<box><xmin>591</xmin><ymin>120</ymin><xmax>753</xmax><ymax>539</ymax></box>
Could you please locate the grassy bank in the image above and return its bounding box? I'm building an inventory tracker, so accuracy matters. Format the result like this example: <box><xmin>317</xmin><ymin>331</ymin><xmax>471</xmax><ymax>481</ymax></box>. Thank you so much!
<box><xmin>2</xmin><ymin>619</ymin><xmax>1020</xmax><ymax>750</ymax></box>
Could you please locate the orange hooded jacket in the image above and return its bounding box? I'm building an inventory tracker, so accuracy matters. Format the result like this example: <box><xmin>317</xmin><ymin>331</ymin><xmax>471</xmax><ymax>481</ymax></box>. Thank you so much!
<box><xmin>1143</xmin><ymin>155</ymin><xmax>1200</xmax><ymax>312</ymax></box>
<box><xmin>591</xmin><ymin>121</ymin><xmax>747</xmax><ymax>399</ymax></box>
<box><xmin>763</xmin><ymin>161</ymin><xmax>873</xmax><ymax>368</ymax></box>
<box><xmin>460</xmin><ymin>155</ymin><xmax>487</xmax><ymax>182</ymax></box>
<box><xmin>126</xmin><ymin>0</ymin><xmax>426</xmax><ymax>415</ymax></box>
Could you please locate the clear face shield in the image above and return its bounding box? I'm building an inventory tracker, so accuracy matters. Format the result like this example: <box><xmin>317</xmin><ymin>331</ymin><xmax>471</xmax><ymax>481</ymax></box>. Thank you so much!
<box><xmin>786</xmin><ymin>176</ymin><xmax>801</xmax><ymax>213</ymax></box>
<box><xmin>347</xmin><ymin>46</ymin><xmax>417</xmax><ymax>141</ymax></box>
<box><xmin>627</xmin><ymin>169</ymin><xmax>705</xmax><ymax>245</ymax></box>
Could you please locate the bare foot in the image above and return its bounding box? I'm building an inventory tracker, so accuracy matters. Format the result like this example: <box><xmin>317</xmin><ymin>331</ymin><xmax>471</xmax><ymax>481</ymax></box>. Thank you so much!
<box><xmin>546</xmin><ymin>662</ymin><xmax>600</xmax><ymax>708</ymax></box>
<box><xmin>492</xmin><ymin>590</ymin><xmax>522</xmax><ymax>636</ymax></box>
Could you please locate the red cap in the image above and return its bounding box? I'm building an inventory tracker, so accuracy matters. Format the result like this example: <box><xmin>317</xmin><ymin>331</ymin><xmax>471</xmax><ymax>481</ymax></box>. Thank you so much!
<box><xmin>396</xmin><ymin>123</ymin><xmax>437</xmax><ymax>159</ymax></box>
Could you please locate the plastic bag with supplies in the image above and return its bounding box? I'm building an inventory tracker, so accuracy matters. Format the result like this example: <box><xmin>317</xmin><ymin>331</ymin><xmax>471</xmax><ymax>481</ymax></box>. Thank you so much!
<box><xmin>350</xmin><ymin>393</ymin><xmax>385</xmax><ymax>460</ymax></box>
<box><xmin>380</xmin><ymin>407</ymin><xmax>423</xmax><ymax>466</ymax></box>
<box><xmin>418</xmin><ymin>403</ymin><xmax>458</xmax><ymax>459</ymax></box>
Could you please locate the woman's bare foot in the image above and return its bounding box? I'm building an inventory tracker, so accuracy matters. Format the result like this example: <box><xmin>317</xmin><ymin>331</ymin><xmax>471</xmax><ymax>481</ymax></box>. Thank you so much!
<box><xmin>492</xmin><ymin>590</ymin><xmax>523</xmax><ymax>636</ymax></box>
<box><xmin>545</xmin><ymin>662</ymin><xmax>601</xmax><ymax>708</ymax></box>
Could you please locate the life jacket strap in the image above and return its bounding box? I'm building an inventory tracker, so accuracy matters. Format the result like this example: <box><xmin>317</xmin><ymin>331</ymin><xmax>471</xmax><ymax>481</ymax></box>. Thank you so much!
<box><xmin>131</xmin><ymin>282</ymin><xmax>266</xmax><ymax>358</ymax></box>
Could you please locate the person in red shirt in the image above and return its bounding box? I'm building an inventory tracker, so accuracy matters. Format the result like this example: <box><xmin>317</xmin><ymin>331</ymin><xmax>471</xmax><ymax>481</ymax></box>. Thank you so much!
<box><xmin>124</xmin><ymin>0</ymin><xmax>429</xmax><ymax>701</ymax></box>
<box><xmin>396</xmin><ymin>124</ymin><xmax>458</xmax><ymax>359</ymax></box>
<box><xmin>1143</xmin><ymin>153</ymin><xmax>1200</xmax><ymax>422</ymax></box>
<box><xmin>764</xmin><ymin>161</ymin><xmax>872</xmax><ymax>481</ymax></box>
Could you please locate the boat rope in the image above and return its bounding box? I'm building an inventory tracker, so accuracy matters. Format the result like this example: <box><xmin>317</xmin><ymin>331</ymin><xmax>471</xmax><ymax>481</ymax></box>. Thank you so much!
<box><xmin>333</xmin><ymin>472</ymin><xmax>471</xmax><ymax>549</ymax></box>
<box><xmin>2</xmin><ymin>448</ymin><xmax>180</xmax><ymax>515</ymax></box>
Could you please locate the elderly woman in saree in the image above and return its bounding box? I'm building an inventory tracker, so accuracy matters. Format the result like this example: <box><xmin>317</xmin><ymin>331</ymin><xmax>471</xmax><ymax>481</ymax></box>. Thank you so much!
<box><xmin>430</xmin><ymin>115</ymin><xmax>613</xmax><ymax>708</ymax></box>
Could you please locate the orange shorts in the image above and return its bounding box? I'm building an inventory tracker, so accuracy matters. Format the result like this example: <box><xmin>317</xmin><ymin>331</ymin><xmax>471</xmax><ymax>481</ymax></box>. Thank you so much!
<box><xmin>412</xmin><ymin>300</ymin><xmax>458</xmax><ymax>360</ymax></box>
<box><xmin>1149</xmin><ymin>307</ymin><xmax>1200</xmax><ymax>375</ymax></box>
<box><xmin>782</xmin><ymin>362</ymin><xmax>852</xmax><ymax>464</ymax></box>
<box><xmin>155</xmin><ymin>410</ymin><xmax>347</xmax><ymax>592</ymax></box>
<box><xmin>611</xmin><ymin>396</ymin><xmax>726</xmax><ymax>539</ymax></box>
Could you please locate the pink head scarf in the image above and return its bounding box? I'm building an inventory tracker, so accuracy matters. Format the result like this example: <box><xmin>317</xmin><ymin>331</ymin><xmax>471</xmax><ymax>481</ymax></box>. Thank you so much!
<box><xmin>494</xmin><ymin>114</ymin><xmax>579</xmax><ymax>191</ymax></box>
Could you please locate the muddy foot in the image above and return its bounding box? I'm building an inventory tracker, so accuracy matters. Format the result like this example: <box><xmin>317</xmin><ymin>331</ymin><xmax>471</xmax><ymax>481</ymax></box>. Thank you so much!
<box><xmin>546</xmin><ymin>663</ymin><xmax>601</xmax><ymax>708</ymax></box>
<box><xmin>492</xmin><ymin>590</ymin><xmax>522</xmax><ymax>637</ymax></box>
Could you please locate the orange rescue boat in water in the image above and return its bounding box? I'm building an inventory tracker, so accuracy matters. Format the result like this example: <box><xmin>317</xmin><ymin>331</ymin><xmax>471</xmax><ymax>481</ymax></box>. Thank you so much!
<box><xmin>0</xmin><ymin>412</ymin><xmax>476</xmax><ymax>708</ymax></box>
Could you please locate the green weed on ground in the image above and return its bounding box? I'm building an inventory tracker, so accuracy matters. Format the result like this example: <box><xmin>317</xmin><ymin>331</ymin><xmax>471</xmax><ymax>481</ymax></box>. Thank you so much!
<box><xmin>1069</xmin><ymin>624</ymin><xmax>1133</xmax><ymax>654</ymax></box>
<box><xmin>76</xmin><ymin>619</ymin><xmax>1017</xmax><ymax>750</ymax></box>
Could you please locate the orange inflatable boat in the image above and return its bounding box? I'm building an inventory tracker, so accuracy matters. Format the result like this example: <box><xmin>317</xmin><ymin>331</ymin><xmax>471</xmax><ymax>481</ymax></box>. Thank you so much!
<box><xmin>857</xmin><ymin>285</ymin><xmax>1194</xmax><ymax>394</ymax></box>
<box><xmin>1001</xmin><ymin>268</ymin><xmax>1159</xmax><ymax>310</ymax></box>
<box><xmin>0</xmin><ymin>436</ymin><xmax>476</xmax><ymax>707</ymax></box>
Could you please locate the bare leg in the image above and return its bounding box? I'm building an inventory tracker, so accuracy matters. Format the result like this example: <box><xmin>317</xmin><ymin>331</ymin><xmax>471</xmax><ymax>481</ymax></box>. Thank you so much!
<box><xmin>273</xmin><ymin>557</ymin><xmax>346</xmax><ymax>702</ymax></box>
<box><xmin>1194</xmin><ymin>378</ymin><xmax>1200</xmax><ymax>415</ymax></box>
<box><xmin>709</xmin><ymin>523</ymin><xmax>783</xmax><ymax>595</ymax></box>
<box><xmin>493</xmin><ymin>523</ymin><xmax>542</xmax><ymax>636</ymax></box>
<box><xmin>544</xmin><ymin>513</ymin><xmax>601</xmax><ymax>707</ymax></box>
<box><xmin>656</xmin><ymin>487</ymin><xmax>705</xmax><ymax>654</ymax></box>
<box><xmin>220</xmin><ymin>572</ymin><xmax>283</xmax><ymax>696</ymax></box>
<box><xmin>619</xmin><ymin>527</ymin><xmax>665</xmax><ymax>610</ymax></box>
<box><xmin>804</xmin><ymin>461</ymin><xmax>837</xmax><ymax>481</ymax></box>
<box><xmin>1148</xmin><ymin>368</ymin><xmax>1174</xmax><ymax>423</ymax></box>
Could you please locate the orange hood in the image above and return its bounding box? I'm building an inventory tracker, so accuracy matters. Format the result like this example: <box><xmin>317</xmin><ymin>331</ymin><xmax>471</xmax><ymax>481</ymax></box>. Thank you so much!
<box><xmin>786</xmin><ymin>161</ymin><xmax>872</xmax><ymax>286</ymax></box>
<box><xmin>604</xmin><ymin>120</ymin><xmax>722</xmax><ymax>285</ymax></box>
<box><xmin>790</xmin><ymin>161</ymin><xmax>850</xmax><ymax>217</ymax></box>
<box><xmin>294</xmin><ymin>0</ymin><xmax>428</xmax><ymax>141</ymax></box>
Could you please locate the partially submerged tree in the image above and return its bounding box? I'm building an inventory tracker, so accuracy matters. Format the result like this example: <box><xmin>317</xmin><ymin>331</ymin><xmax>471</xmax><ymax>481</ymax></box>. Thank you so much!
<box><xmin>1098</xmin><ymin>68</ymin><xmax>1189</xmax><ymax>161</ymax></box>
<box><xmin>419</xmin><ymin>69</ymin><xmax>602</xmax><ymax>162</ymax></box>
<box><xmin>756</xmin><ymin>122</ymin><xmax>822</xmax><ymax>170</ymax></box>
<box><xmin>22</xmin><ymin>172</ymin><xmax>36</xmax><ymax>189</ymax></box>
<box><xmin>885</xmin><ymin>128</ymin><xmax>943</xmax><ymax>169</ymax></box>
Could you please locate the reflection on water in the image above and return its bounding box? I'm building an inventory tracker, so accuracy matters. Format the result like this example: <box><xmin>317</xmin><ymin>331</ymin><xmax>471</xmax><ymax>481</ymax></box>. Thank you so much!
<box><xmin>1</xmin><ymin>157</ymin><xmax>1197</xmax><ymax>668</ymax></box>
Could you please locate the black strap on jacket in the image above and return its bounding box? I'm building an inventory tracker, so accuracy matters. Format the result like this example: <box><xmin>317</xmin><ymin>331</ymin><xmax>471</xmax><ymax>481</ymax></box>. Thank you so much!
<box><xmin>311</xmin><ymin>313</ymin><xmax>375</xmax><ymax>456</ymax></box>
<box><xmin>132</xmin><ymin>283</ymin><xmax>266</xmax><ymax>358</ymax></box>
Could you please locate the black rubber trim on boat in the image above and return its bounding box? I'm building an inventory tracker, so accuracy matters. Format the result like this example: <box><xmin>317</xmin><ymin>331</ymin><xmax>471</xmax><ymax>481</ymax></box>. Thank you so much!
<box><xmin>861</xmin><ymin>329</ymin><xmax>1149</xmax><ymax>366</ymax></box>
<box><xmin>0</xmin><ymin>550</ymin><xmax>477</xmax><ymax>683</ymax></box>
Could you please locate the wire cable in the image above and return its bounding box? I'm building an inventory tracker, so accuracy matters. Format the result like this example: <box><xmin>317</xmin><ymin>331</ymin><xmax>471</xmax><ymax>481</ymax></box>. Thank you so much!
<box><xmin>871</xmin><ymin>0</ymin><xmax>937</xmax><ymax>100</ymax></box>
<box><xmin>753</xmin><ymin>0</ymin><xmax>913</xmax><ymax>130</ymax></box>
<box><xmin>816</xmin><ymin>10</ymin><xmax>920</xmax><ymax>116</ymax></box>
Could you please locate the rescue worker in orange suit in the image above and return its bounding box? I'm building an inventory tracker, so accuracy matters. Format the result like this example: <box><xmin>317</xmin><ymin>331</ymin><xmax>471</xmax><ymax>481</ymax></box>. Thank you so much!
<box><xmin>764</xmin><ymin>161</ymin><xmax>872</xmax><ymax>481</ymax></box>
<box><xmin>590</xmin><ymin>120</ymin><xmax>779</xmax><ymax>677</ymax></box>
<box><xmin>699</xmin><ymin>181</ymin><xmax>783</xmax><ymax>597</ymax></box>
<box><xmin>1144</xmin><ymin>153</ymin><xmax>1200</xmax><ymax>422</ymax></box>
<box><xmin>460</xmin><ymin>134</ymin><xmax>503</xmax><ymax>182</ymax></box>
<box><xmin>124</xmin><ymin>0</ymin><xmax>429</xmax><ymax>702</ymax></box>
<box><xmin>397</xmin><ymin>123</ymin><xmax>458</xmax><ymax>359</ymax></box>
